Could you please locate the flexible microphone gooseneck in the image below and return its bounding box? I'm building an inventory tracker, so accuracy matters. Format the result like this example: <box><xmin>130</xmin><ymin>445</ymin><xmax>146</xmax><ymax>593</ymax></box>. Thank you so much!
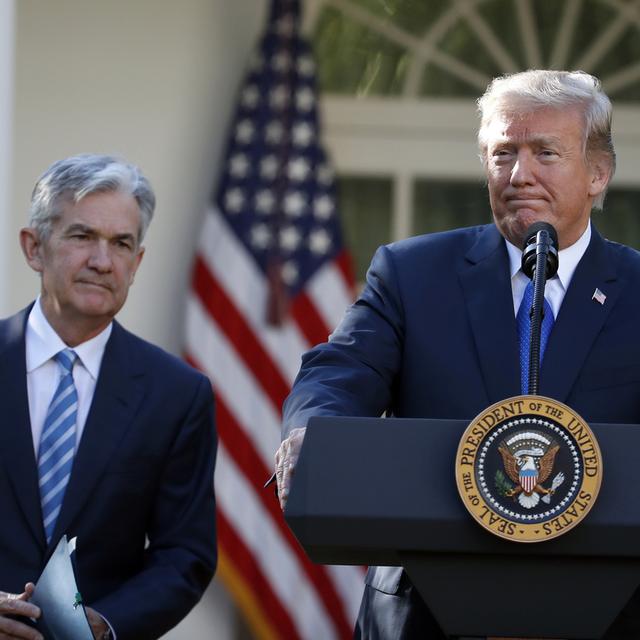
<box><xmin>520</xmin><ymin>222</ymin><xmax>559</xmax><ymax>395</ymax></box>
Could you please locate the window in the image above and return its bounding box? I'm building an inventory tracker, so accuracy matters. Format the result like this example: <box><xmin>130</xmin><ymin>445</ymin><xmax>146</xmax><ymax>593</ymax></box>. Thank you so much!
<box><xmin>308</xmin><ymin>0</ymin><xmax>640</xmax><ymax>277</ymax></box>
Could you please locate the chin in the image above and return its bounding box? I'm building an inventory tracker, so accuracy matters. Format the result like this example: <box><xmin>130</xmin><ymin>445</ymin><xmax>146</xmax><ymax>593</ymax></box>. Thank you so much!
<box><xmin>72</xmin><ymin>295</ymin><xmax>117</xmax><ymax>319</ymax></box>
<box><xmin>509</xmin><ymin>213</ymin><xmax>554</xmax><ymax>245</ymax></box>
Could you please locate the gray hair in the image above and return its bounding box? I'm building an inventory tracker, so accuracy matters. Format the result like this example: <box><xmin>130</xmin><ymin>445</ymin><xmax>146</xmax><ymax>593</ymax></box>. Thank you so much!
<box><xmin>30</xmin><ymin>153</ymin><xmax>156</xmax><ymax>241</ymax></box>
<box><xmin>477</xmin><ymin>70</ymin><xmax>615</xmax><ymax>210</ymax></box>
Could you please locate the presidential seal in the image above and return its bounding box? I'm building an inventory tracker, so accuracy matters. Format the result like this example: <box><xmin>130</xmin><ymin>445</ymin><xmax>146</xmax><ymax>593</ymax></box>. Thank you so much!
<box><xmin>455</xmin><ymin>396</ymin><xmax>602</xmax><ymax>542</ymax></box>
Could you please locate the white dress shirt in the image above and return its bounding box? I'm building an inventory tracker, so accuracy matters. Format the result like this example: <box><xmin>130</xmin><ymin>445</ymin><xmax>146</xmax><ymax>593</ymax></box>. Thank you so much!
<box><xmin>25</xmin><ymin>297</ymin><xmax>112</xmax><ymax>456</ymax></box>
<box><xmin>505</xmin><ymin>222</ymin><xmax>592</xmax><ymax>320</ymax></box>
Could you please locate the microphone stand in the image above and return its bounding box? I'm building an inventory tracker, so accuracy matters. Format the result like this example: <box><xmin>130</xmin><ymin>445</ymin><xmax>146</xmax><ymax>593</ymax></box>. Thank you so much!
<box><xmin>526</xmin><ymin>230</ymin><xmax>553</xmax><ymax>395</ymax></box>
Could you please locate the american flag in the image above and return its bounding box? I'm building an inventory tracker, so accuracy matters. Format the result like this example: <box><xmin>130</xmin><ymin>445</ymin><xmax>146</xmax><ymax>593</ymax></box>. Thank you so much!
<box><xmin>184</xmin><ymin>0</ymin><xmax>364</xmax><ymax>637</ymax></box>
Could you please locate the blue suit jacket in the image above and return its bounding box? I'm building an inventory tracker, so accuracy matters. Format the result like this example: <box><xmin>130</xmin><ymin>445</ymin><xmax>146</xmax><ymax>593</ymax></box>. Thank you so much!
<box><xmin>283</xmin><ymin>223</ymin><xmax>640</xmax><ymax>638</ymax></box>
<box><xmin>0</xmin><ymin>307</ymin><xmax>217</xmax><ymax>640</ymax></box>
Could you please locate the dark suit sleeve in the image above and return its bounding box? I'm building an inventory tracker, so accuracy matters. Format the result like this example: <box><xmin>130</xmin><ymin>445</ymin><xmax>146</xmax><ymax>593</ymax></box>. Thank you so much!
<box><xmin>283</xmin><ymin>244</ymin><xmax>404</xmax><ymax>437</ymax></box>
<box><xmin>91</xmin><ymin>374</ymin><xmax>217</xmax><ymax>640</ymax></box>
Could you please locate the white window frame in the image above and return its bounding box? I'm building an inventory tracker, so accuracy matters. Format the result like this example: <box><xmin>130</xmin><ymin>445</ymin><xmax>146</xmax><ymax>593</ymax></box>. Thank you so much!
<box><xmin>320</xmin><ymin>95</ymin><xmax>640</xmax><ymax>241</ymax></box>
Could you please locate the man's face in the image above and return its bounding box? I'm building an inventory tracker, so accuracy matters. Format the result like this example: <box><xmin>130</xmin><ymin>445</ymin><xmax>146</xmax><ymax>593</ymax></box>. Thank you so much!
<box><xmin>485</xmin><ymin>106</ymin><xmax>609</xmax><ymax>249</ymax></box>
<box><xmin>22</xmin><ymin>190</ymin><xmax>144</xmax><ymax>341</ymax></box>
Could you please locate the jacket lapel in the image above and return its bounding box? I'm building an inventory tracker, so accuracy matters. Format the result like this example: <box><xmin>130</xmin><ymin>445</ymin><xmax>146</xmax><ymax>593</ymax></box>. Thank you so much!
<box><xmin>51</xmin><ymin>322</ymin><xmax>146</xmax><ymax>545</ymax></box>
<box><xmin>540</xmin><ymin>227</ymin><xmax>619</xmax><ymax>402</ymax></box>
<box><xmin>0</xmin><ymin>307</ymin><xmax>47</xmax><ymax>548</ymax></box>
<box><xmin>459</xmin><ymin>225</ymin><xmax>521</xmax><ymax>404</ymax></box>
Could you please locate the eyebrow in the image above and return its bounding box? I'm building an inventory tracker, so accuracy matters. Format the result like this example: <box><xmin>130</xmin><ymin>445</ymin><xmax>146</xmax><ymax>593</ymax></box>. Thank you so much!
<box><xmin>493</xmin><ymin>134</ymin><xmax>565</xmax><ymax>148</ymax></box>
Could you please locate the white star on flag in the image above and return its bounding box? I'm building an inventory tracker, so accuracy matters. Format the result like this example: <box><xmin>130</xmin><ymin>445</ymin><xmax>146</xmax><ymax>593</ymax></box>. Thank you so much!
<box><xmin>235</xmin><ymin>119</ymin><xmax>255</xmax><ymax>144</ymax></box>
<box><xmin>255</xmin><ymin>189</ymin><xmax>276</xmax><ymax>214</ymax></box>
<box><xmin>230</xmin><ymin>153</ymin><xmax>250</xmax><ymax>178</ymax></box>
<box><xmin>250</xmin><ymin>223</ymin><xmax>273</xmax><ymax>249</ymax></box>
<box><xmin>296</xmin><ymin>86</ymin><xmax>314</xmax><ymax>111</ymax></box>
<box><xmin>224</xmin><ymin>188</ymin><xmax>245</xmax><ymax>213</ymax></box>
<box><xmin>293</xmin><ymin>121</ymin><xmax>314</xmax><ymax>147</ymax></box>
<box><xmin>288</xmin><ymin>157</ymin><xmax>311</xmax><ymax>182</ymax></box>
<box><xmin>272</xmin><ymin>51</ymin><xmax>292</xmax><ymax>72</ymax></box>
<box><xmin>270</xmin><ymin>84</ymin><xmax>290</xmax><ymax>109</ymax></box>
<box><xmin>280</xmin><ymin>225</ymin><xmax>302</xmax><ymax>251</ymax></box>
<box><xmin>309</xmin><ymin>228</ymin><xmax>332</xmax><ymax>255</ymax></box>
<box><xmin>283</xmin><ymin>191</ymin><xmax>305</xmax><ymax>216</ymax></box>
<box><xmin>297</xmin><ymin>55</ymin><xmax>315</xmax><ymax>76</ymax></box>
<box><xmin>313</xmin><ymin>194</ymin><xmax>334</xmax><ymax>219</ymax></box>
<box><xmin>241</xmin><ymin>84</ymin><xmax>260</xmax><ymax>109</ymax></box>
<box><xmin>260</xmin><ymin>155</ymin><xmax>279</xmax><ymax>180</ymax></box>
<box><xmin>317</xmin><ymin>163</ymin><xmax>334</xmax><ymax>185</ymax></box>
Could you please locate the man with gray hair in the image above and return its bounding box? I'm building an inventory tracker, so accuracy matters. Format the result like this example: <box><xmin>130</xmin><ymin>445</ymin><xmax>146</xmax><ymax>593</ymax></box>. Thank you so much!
<box><xmin>275</xmin><ymin>70</ymin><xmax>640</xmax><ymax>638</ymax></box>
<box><xmin>0</xmin><ymin>154</ymin><xmax>216</xmax><ymax>640</ymax></box>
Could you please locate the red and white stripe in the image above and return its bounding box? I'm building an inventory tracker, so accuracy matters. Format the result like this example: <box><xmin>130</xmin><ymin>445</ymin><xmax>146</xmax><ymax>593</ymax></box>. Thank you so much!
<box><xmin>520</xmin><ymin>473</ymin><xmax>538</xmax><ymax>494</ymax></box>
<box><xmin>185</xmin><ymin>207</ymin><xmax>365</xmax><ymax>639</ymax></box>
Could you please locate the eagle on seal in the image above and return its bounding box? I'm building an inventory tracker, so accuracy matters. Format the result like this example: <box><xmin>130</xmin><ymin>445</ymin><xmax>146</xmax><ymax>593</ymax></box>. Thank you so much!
<box><xmin>498</xmin><ymin>436</ymin><xmax>560</xmax><ymax>509</ymax></box>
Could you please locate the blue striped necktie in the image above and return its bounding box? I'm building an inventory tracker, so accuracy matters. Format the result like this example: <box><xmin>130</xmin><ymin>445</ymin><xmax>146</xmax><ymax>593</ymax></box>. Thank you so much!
<box><xmin>517</xmin><ymin>280</ymin><xmax>555</xmax><ymax>395</ymax></box>
<box><xmin>38</xmin><ymin>349</ymin><xmax>78</xmax><ymax>543</ymax></box>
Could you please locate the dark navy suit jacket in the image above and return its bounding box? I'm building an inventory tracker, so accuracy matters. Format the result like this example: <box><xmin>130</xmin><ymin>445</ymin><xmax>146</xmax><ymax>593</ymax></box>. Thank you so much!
<box><xmin>283</xmin><ymin>223</ymin><xmax>640</xmax><ymax>638</ymax></box>
<box><xmin>0</xmin><ymin>307</ymin><xmax>217</xmax><ymax>640</ymax></box>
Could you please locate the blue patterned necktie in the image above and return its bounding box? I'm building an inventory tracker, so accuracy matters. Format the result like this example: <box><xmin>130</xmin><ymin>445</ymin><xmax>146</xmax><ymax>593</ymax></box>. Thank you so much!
<box><xmin>517</xmin><ymin>280</ymin><xmax>555</xmax><ymax>395</ymax></box>
<box><xmin>38</xmin><ymin>349</ymin><xmax>78</xmax><ymax>543</ymax></box>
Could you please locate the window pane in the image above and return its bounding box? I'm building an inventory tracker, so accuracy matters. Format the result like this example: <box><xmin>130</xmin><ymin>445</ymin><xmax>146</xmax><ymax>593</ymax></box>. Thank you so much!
<box><xmin>413</xmin><ymin>179</ymin><xmax>492</xmax><ymax>236</ymax></box>
<box><xmin>595</xmin><ymin>189</ymin><xmax>640</xmax><ymax>249</ymax></box>
<box><xmin>412</xmin><ymin>182</ymin><xmax>640</xmax><ymax>251</ymax></box>
<box><xmin>312</xmin><ymin>1</ymin><xmax>640</xmax><ymax>101</ymax></box>
<box><xmin>313</xmin><ymin>7</ymin><xmax>408</xmax><ymax>96</ymax></box>
<box><xmin>421</xmin><ymin>19</ymin><xmax>497</xmax><ymax>98</ymax></box>
<box><xmin>346</xmin><ymin>0</ymin><xmax>450</xmax><ymax>37</ymax></box>
<box><xmin>337</xmin><ymin>176</ymin><xmax>392</xmax><ymax>280</ymax></box>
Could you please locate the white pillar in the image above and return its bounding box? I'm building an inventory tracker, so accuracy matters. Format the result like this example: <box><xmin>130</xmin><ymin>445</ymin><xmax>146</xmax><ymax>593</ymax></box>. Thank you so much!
<box><xmin>392</xmin><ymin>172</ymin><xmax>413</xmax><ymax>241</ymax></box>
<box><xmin>0</xmin><ymin>0</ymin><xmax>15</xmax><ymax>316</ymax></box>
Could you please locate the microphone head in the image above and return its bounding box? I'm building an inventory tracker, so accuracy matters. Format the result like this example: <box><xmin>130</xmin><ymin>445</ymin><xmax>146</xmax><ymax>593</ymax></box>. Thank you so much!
<box><xmin>521</xmin><ymin>222</ymin><xmax>559</xmax><ymax>250</ymax></box>
<box><xmin>521</xmin><ymin>222</ymin><xmax>559</xmax><ymax>280</ymax></box>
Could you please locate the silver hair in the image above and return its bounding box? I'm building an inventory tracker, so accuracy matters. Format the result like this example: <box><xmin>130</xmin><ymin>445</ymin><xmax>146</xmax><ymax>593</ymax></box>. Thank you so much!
<box><xmin>477</xmin><ymin>70</ymin><xmax>615</xmax><ymax>210</ymax></box>
<box><xmin>29</xmin><ymin>153</ymin><xmax>156</xmax><ymax>241</ymax></box>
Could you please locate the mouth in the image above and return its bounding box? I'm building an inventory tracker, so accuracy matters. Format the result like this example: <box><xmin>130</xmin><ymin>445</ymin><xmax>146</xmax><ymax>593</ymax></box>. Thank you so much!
<box><xmin>76</xmin><ymin>280</ymin><xmax>112</xmax><ymax>291</ymax></box>
<box><xmin>506</xmin><ymin>193</ymin><xmax>546</xmax><ymax>203</ymax></box>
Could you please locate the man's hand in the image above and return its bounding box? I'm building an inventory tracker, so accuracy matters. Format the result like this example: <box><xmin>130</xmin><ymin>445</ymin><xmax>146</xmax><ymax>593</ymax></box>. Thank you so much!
<box><xmin>85</xmin><ymin>607</ymin><xmax>109</xmax><ymax>640</ymax></box>
<box><xmin>275</xmin><ymin>427</ymin><xmax>306</xmax><ymax>509</ymax></box>
<box><xmin>0</xmin><ymin>583</ymin><xmax>42</xmax><ymax>640</ymax></box>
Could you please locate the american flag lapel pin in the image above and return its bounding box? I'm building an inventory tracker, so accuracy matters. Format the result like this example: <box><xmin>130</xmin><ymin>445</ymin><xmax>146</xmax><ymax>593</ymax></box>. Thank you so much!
<box><xmin>592</xmin><ymin>288</ymin><xmax>606</xmax><ymax>305</ymax></box>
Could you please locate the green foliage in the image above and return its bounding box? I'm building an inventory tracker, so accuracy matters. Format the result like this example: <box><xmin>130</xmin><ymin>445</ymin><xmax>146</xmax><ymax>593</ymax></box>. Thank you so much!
<box><xmin>495</xmin><ymin>469</ymin><xmax>513</xmax><ymax>497</ymax></box>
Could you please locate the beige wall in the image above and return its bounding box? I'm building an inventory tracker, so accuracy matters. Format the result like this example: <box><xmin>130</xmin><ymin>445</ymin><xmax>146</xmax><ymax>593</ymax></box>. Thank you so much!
<box><xmin>10</xmin><ymin>1</ymin><xmax>267</xmax><ymax>637</ymax></box>
<box><xmin>0</xmin><ymin>0</ymin><xmax>15</xmax><ymax>314</ymax></box>
<box><xmin>11</xmin><ymin>0</ymin><xmax>266</xmax><ymax>353</ymax></box>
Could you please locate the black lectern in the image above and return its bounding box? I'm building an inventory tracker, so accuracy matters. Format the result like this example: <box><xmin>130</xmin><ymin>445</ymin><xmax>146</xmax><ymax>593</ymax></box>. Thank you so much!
<box><xmin>284</xmin><ymin>416</ymin><xmax>640</xmax><ymax>639</ymax></box>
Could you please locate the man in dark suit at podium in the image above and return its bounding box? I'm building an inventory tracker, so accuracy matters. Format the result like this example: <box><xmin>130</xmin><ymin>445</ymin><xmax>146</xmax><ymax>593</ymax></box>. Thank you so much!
<box><xmin>275</xmin><ymin>70</ymin><xmax>640</xmax><ymax>638</ymax></box>
<box><xmin>0</xmin><ymin>154</ymin><xmax>217</xmax><ymax>640</ymax></box>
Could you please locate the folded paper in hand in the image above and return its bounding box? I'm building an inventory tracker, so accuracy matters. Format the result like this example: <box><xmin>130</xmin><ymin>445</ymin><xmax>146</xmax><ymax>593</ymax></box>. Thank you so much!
<box><xmin>31</xmin><ymin>535</ymin><xmax>94</xmax><ymax>640</ymax></box>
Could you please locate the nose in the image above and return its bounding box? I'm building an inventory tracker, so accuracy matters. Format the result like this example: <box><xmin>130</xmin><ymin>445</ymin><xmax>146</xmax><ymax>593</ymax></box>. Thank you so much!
<box><xmin>88</xmin><ymin>240</ymin><xmax>113</xmax><ymax>272</ymax></box>
<box><xmin>510</xmin><ymin>151</ymin><xmax>536</xmax><ymax>187</ymax></box>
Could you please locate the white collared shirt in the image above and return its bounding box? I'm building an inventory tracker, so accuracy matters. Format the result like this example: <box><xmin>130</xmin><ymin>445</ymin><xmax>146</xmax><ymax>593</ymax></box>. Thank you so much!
<box><xmin>25</xmin><ymin>298</ymin><xmax>112</xmax><ymax>456</ymax></box>
<box><xmin>505</xmin><ymin>222</ymin><xmax>592</xmax><ymax>320</ymax></box>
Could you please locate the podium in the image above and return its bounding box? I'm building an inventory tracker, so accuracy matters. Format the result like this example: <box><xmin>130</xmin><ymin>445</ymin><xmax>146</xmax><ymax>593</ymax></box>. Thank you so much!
<box><xmin>284</xmin><ymin>416</ymin><xmax>640</xmax><ymax>639</ymax></box>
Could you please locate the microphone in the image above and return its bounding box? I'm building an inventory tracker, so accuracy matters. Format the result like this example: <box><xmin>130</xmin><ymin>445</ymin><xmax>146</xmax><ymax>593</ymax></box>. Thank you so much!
<box><xmin>519</xmin><ymin>222</ymin><xmax>558</xmax><ymax>395</ymax></box>
<box><xmin>521</xmin><ymin>222</ymin><xmax>559</xmax><ymax>280</ymax></box>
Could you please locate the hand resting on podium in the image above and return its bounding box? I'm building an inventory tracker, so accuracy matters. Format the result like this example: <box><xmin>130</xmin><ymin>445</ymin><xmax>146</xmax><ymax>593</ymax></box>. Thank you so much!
<box><xmin>275</xmin><ymin>427</ymin><xmax>306</xmax><ymax>510</ymax></box>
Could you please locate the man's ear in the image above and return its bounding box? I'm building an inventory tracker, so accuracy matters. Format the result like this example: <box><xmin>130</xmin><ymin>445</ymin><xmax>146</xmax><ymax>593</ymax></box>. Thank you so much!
<box><xmin>588</xmin><ymin>154</ymin><xmax>612</xmax><ymax>199</ymax></box>
<box><xmin>19</xmin><ymin>227</ymin><xmax>45</xmax><ymax>273</ymax></box>
<box><xmin>129</xmin><ymin>246</ymin><xmax>145</xmax><ymax>285</ymax></box>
